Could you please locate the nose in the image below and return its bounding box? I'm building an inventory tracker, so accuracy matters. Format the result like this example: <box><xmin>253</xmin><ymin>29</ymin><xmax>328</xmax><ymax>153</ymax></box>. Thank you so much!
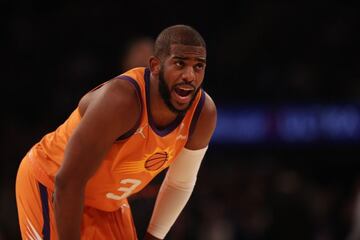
<box><xmin>181</xmin><ymin>66</ymin><xmax>195</xmax><ymax>83</ymax></box>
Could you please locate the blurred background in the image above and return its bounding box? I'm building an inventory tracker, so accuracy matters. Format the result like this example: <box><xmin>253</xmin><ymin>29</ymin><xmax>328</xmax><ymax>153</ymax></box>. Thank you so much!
<box><xmin>3</xmin><ymin>0</ymin><xmax>360</xmax><ymax>239</ymax></box>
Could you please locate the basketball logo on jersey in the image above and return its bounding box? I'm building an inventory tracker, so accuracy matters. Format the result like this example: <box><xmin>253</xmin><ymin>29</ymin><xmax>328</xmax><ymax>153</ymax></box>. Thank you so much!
<box><xmin>144</xmin><ymin>151</ymin><xmax>169</xmax><ymax>171</ymax></box>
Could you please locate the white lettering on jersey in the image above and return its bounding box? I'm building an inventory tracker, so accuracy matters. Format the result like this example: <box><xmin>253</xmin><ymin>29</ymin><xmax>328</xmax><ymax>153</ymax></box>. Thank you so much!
<box><xmin>106</xmin><ymin>178</ymin><xmax>142</xmax><ymax>200</ymax></box>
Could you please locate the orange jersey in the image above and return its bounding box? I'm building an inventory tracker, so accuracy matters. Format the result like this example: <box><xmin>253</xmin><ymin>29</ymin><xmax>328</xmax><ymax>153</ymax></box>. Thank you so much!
<box><xmin>16</xmin><ymin>153</ymin><xmax>137</xmax><ymax>240</ymax></box>
<box><xmin>28</xmin><ymin>67</ymin><xmax>205</xmax><ymax>212</ymax></box>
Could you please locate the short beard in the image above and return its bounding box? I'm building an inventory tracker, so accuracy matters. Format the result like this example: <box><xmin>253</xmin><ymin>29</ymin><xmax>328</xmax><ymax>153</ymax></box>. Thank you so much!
<box><xmin>158</xmin><ymin>68</ymin><xmax>200</xmax><ymax>115</ymax></box>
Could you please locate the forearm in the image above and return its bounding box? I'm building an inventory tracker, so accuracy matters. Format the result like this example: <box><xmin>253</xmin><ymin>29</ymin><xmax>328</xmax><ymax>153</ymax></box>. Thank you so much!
<box><xmin>147</xmin><ymin>147</ymin><xmax>207</xmax><ymax>239</ymax></box>
<box><xmin>147</xmin><ymin>179</ymin><xmax>194</xmax><ymax>239</ymax></box>
<box><xmin>54</xmin><ymin>184</ymin><xmax>85</xmax><ymax>240</ymax></box>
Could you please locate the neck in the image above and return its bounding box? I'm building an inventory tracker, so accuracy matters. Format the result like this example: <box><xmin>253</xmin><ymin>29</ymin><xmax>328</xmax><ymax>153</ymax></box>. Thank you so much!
<box><xmin>149</xmin><ymin>75</ymin><xmax>179</xmax><ymax>129</ymax></box>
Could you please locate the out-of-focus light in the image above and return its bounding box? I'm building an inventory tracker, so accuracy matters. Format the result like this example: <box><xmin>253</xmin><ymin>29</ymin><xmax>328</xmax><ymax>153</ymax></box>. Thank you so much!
<box><xmin>213</xmin><ymin>104</ymin><xmax>360</xmax><ymax>145</ymax></box>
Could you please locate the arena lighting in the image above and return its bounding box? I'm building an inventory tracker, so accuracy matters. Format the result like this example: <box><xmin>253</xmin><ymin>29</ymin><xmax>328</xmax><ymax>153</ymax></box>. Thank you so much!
<box><xmin>213</xmin><ymin>104</ymin><xmax>360</xmax><ymax>144</ymax></box>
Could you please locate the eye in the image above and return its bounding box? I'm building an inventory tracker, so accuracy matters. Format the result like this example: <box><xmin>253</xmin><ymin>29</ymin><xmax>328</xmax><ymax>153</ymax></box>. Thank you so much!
<box><xmin>175</xmin><ymin>60</ymin><xmax>185</xmax><ymax>68</ymax></box>
<box><xmin>194</xmin><ymin>63</ymin><xmax>205</xmax><ymax>71</ymax></box>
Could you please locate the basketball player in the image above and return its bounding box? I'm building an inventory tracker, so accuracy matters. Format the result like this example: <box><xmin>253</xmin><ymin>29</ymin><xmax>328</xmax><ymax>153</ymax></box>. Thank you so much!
<box><xmin>15</xmin><ymin>24</ymin><xmax>217</xmax><ymax>239</ymax></box>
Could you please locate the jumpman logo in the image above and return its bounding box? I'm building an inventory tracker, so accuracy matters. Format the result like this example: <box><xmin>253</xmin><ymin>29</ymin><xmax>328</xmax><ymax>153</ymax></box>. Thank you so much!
<box><xmin>135</xmin><ymin>125</ymin><xmax>146</xmax><ymax>139</ymax></box>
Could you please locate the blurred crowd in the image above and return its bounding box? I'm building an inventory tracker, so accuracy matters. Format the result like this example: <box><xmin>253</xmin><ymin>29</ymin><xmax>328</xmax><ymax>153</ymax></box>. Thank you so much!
<box><xmin>130</xmin><ymin>147</ymin><xmax>360</xmax><ymax>240</ymax></box>
<box><xmin>3</xmin><ymin>1</ymin><xmax>360</xmax><ymax>239</ymax></box>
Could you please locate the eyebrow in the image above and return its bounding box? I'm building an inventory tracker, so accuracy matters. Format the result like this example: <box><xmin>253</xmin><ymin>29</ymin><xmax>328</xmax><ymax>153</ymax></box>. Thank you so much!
<box><xmin>173</xmin><ymin>56</ymin><xmax>206</xmax><ymax>63</ymax></box>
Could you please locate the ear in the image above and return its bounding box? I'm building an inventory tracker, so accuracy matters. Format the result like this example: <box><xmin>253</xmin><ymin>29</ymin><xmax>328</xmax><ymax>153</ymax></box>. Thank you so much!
<box><xmin>149</xmin><ymin>56</ymin><xmax>161</xmax><ymax>75</ymax></box>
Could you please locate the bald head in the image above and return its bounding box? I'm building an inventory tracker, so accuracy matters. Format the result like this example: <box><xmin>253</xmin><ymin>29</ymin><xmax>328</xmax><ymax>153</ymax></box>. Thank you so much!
<box><xmin>154</xmin><ymin>25</ymin><xmax>206</xmax><ymax>59</ymax></box>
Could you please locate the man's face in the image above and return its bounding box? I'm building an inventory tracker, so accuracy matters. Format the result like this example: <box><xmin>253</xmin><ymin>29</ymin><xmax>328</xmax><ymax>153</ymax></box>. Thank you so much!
<box><xmin>158</xmin><ymin>44</ymin><xmax>206</xmax><ymax>114</ymax></box>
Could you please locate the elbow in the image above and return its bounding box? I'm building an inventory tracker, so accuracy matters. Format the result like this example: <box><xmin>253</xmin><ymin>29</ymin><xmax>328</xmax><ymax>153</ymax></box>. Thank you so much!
<box><xmin>54</xmin><ymin>173</ymin><xmax>66</xmax><ymax>190</ymax></box>
<box><xmin>54</xmin><ymin>172</ymin><xmax>86</xmax><ymax>206</ymax></box>
<box><xmin>54</xmin><ymin>172</ymin><xmax>72</xmax><ymax>191</ymax></box>
<box><xmin>54</xmin><ymin>172</ymin><xmax>85</xmax><ymax>192</ymax></box>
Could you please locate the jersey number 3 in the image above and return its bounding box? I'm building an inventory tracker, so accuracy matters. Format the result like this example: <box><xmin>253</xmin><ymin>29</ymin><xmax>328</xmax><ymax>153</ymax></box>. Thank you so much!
<box><xmin>106</xmin><ymin>178</ymin><xmax>142</xmax><ymax>200</ymax></box>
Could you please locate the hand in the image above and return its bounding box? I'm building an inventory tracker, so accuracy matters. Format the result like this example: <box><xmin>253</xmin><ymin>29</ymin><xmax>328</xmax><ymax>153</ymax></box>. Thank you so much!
<box><xmin>143</xmin><ymin>232</ymin><xmax>162</xmax><ymax>240</ymax></box>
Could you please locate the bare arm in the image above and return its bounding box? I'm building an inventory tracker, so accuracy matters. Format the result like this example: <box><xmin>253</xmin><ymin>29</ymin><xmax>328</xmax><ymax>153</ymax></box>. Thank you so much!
<box><xmin>185</xmin><ymin>93</ymin><xmax>217</xmax><ymax>150</ymax></box>
<box><xmin>54</xmin><ymin>79</ymin><xmax>140</xmax><ymax>240</ymax></box>
<box><xmin>146</xmin><ymin>93</ymin><xmax>217</xmax><ymax>239</ymax></box>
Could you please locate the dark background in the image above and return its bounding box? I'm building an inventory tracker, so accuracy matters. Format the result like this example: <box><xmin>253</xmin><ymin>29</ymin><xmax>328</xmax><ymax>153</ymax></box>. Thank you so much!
<box><xmin>2</xmin><ymin>1</ymin><xmax>360</xmax><ymax>239</ymax></box>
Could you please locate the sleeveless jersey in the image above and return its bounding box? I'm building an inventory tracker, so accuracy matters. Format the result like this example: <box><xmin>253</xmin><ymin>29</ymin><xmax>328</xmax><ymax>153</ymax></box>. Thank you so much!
<box><xmin>28</xmin><ymin>67</ymin><xmax>205</xmax><ymax>212</ymax></box>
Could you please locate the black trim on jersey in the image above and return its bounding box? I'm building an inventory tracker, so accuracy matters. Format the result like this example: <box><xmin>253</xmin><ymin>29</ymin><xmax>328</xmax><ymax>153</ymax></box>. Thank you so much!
<box><xmin>39</xmin><ymin>182</ymin><xmax>50</xmax><ymax>240</ymax></box>
<box><xmin>114</xmin><ymin>75</ymin><xmax>143</xmax><ymax>141</ymax></box>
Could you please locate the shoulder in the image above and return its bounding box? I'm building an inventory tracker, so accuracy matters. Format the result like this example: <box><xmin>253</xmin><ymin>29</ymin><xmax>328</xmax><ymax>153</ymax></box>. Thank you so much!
<box><xmin>79</xmin><ymin>78</ymin><xmax>140</xmax><ymax>114</ymax></box>
<box><xmin>201</xmin><ymin>92</ymin><xmax>217</xmax><ymax>123</ymax></box>
<box><xmin>78</xmin><ymin>78</ymin><xmax>141</xmax><ymax>136</ymax></box>
<box><xmin>186</xmin><ymin>91</ymin><xmax>217</xmax><ymax>150</ymax></box>
<box><xmin>106</xmin><ymin>77</ymin><xmax>140</xmax><ymax>107</ymax></box>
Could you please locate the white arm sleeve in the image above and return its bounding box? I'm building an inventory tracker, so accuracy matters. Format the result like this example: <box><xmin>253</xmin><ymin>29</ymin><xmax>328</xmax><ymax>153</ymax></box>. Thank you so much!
<box><xmin>147</xmin><ymin>147</ymin><xmax>208</xmax><ymax>239</ymax></box>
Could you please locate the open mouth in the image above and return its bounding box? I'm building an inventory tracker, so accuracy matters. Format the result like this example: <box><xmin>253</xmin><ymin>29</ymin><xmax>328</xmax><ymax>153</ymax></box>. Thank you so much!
<box><xmin>173</xmin><ymin>85</ymin><xmax>195</xmax><ymax>104</ymax></box>
<box><xmin>175</xmin><ymin>87</ymin><xmax>193</xmax><ymax>97</ymax></box>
